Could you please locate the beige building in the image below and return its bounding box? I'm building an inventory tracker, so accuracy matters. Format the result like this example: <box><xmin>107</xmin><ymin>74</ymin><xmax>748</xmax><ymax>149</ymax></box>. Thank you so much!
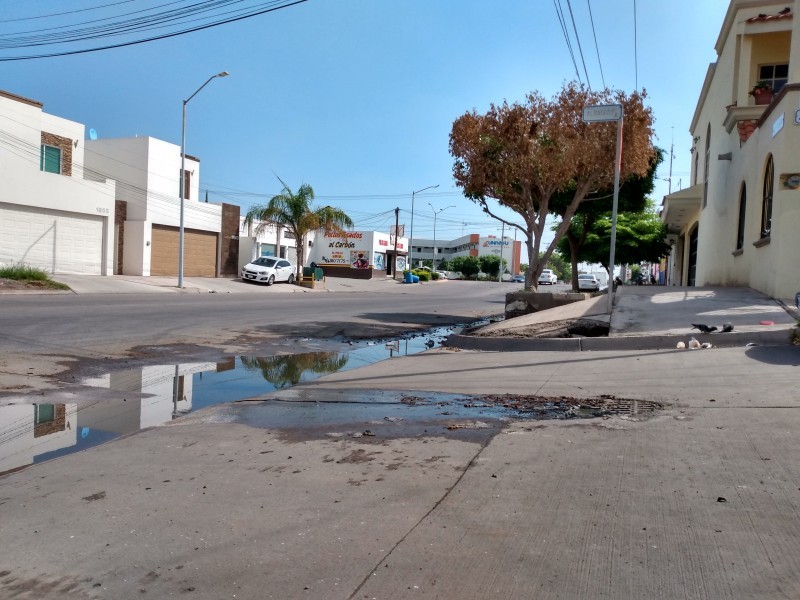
<box><xmin>661</xmin><ymin>0</ymin><xmax>800</xmax><ymax>303</ymax></box>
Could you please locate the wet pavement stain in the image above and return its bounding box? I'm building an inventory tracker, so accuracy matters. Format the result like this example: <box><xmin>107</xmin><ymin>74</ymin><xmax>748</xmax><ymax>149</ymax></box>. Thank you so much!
<box><xmin>0</xmin><ymin>320</ymin><xmax>665</xmax><ymax>474</ymax></box>
<box><xmin>218</xmin><ymin>389</ymin><xmax>663</xmax><ymax>443</ymax></box>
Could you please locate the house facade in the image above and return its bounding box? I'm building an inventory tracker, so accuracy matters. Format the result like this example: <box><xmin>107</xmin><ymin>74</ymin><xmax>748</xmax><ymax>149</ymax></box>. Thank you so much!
<box><xmin>85</xmin><ymin>136</ymin><xmax>240</xmax><ymax>277</ymax></box>
<box><xmin>661</xmin><ymin>0</ymin><xmax>800</xmax><ymax>302</ymax></box>
<box><xmin>0</xmin><ymin>90</ymin><xmax>117</xmax><ymax>275</ymax></box>
<box><xmin>237</xmin><ymin>218</ymin><xmax>309</xmax><ymax>273</ymax></box>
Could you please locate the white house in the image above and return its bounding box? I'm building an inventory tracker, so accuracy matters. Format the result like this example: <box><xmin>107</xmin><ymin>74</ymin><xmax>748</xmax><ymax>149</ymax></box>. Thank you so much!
<box><xmin>84</xmin><ymin>136</ymin><xmax>230</xmax><ymax>277</ymax></box>
<box><xmin>0</xmin><ymin>90</ymin><xmax>117</xmax><ymax>275</ymax></box>
<box><xmin>237</xmin><ymin>217</ymin><xmax>310</xmax><ymax>272</ymax></box>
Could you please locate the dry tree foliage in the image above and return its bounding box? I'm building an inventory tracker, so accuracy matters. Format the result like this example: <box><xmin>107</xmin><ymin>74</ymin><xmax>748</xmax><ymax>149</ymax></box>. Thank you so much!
<box><xmin>449</xmin><ymin>82</ymin><xmax>655</xmax><ymax>287</ymax></box>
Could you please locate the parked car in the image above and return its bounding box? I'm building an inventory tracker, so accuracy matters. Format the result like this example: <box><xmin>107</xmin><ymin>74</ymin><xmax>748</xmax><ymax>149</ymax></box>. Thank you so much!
<box><xmin>511</xmin><ymin>274</ymin><xmax>525</xmax><ymax>283</ymax></box>
<box><xmin>241</xmin><ymin>257</ymin><xmax>296</xmax><ymax>285</ymax></box>
<box><xmin>435</xmin><ymin>271</ymin><xmax>449</xmax><ymax>280</ymax></box>
<box><xmin>577</xmin><ymin>273</ymin><xmax>600</xmax><ymax>291</ymax></box>
<box><xmin>538</xmin><ymin>269</ymin><xmax>557</xmax><ymax>285</ymax></box>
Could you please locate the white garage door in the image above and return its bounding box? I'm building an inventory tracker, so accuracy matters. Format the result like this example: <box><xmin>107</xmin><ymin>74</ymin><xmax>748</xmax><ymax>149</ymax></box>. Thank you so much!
<box><xmin>0</xmin><ymin>203</ymin><xmax>105</xmax><ymax>275</ymax></box>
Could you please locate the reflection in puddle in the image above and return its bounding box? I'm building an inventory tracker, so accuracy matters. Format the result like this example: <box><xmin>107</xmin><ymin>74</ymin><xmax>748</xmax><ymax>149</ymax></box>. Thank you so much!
<box><xmin>0</xmin><ymin>328</ymin><xmax>460</xmax><ymax>475</ymax></box>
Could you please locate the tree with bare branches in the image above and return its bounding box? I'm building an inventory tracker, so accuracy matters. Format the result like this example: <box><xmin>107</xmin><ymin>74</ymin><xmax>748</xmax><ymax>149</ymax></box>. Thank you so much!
<box><xmin>449</xmin><ymin>82</ymin><xmax>656</xmax><ymax>289</ymax></box>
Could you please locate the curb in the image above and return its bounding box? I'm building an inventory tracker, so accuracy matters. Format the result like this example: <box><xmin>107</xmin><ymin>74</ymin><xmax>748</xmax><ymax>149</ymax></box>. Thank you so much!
<box><xmin>445</xmin><ymin>328</ymin><xmax>795</xmax><ymax>352</ymax></box>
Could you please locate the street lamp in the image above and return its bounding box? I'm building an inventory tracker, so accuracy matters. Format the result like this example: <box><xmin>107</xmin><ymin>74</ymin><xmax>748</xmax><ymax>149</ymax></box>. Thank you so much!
<box><xmin>428</xmin><ymin>203</ymin><xmax>455</xmax><ymax>269</ymax></box>
<box><xmin>408</xmin><ymin>184</ymin><xmax>438</xmax><ymax>269</ymax></box>
<box><xmin>178</xmin><ymin>71</ymin><xmax>229</xmax><ymax>288</ymax></box>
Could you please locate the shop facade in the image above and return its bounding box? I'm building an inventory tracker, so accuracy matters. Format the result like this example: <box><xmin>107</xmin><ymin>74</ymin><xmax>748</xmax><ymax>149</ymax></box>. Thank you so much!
<box><xmin>306</xmin><ymin>230</ymin><xmax>408</xmax><ymax>279</ymax></box>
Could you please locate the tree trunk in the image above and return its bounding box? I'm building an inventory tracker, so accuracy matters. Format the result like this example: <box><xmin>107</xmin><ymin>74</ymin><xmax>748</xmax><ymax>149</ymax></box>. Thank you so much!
<box><xmin>567</xmin><ymin>233</ymin><xmax>580</xmax><ymax>292</ymax></box>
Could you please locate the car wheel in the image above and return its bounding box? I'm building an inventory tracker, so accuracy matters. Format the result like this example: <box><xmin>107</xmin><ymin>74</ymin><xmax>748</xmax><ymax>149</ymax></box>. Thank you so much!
<box><xmin>266</xmin><ymin>275</ymin><xmax>275</xmax><ymax>286</ymax></box>
<box><xmin>288</xmin><ymin>273</ymin><xmax>295</xmax><ymax>284</ymax></box>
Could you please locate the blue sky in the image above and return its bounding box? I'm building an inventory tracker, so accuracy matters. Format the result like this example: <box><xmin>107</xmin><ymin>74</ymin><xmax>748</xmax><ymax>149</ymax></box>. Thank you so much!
<box><xmin>1</xmin><ymin>0</ymin><xmax>729</xmax><ymax>254</ymax></box>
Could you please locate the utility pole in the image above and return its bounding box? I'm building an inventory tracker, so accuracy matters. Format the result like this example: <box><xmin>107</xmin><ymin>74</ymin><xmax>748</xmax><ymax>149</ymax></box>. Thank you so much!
<box><xmin>498</xmin><ymin>222</ymin><xmax>505</xmax><ymax>282</ymax></box>
<box><xmin>668</xmin><ymin>126</ymin><xmax>674</xmax><ymax>194</ymax></box>
<box><xmin>393</xmin><ymin>207</ymin><xmax>400</xmax><ymax>280</ymax></box>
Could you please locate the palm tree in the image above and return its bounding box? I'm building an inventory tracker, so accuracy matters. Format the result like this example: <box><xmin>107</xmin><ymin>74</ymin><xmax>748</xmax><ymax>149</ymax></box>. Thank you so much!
<box><xmin>243</xmin><ymin>177</ymin><xmax>354</xmax><ymax>280</ymax></box>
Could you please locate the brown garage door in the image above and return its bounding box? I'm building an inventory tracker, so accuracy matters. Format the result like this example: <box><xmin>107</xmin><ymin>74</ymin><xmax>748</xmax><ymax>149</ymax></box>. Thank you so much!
<box><xmin>151</xmin><ymin>225</ymin><xmax>217</xmax><ymax>277</ymax></box>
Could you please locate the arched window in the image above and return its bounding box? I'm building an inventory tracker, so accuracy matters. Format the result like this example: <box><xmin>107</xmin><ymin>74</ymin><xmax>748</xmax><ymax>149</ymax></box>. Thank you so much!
<box><xmin>761</xmin><ymin>155</ymin><xmax>774</xmax><ymax>239</ymax></box>
<box><xmin>702</xmin><ymin>124</ymin><xmax>711</xmax><ymax>208</ymax></box>
<box><xmin>736</xmin><ymin>183</ymin><xmax>746</xmax><ymax>250</ymax></box>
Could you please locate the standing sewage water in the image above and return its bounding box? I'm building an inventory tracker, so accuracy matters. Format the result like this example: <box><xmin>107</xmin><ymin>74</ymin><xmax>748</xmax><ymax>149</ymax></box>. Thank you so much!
<box><xmin>0</xmin><ymin>323</ymin><xmax>473</xmax><ymax>474</ymax></box>
<box><xmin>0</xmin><ymin>319</ymin><xmax>661</xmax><ymax>475</ymax></box>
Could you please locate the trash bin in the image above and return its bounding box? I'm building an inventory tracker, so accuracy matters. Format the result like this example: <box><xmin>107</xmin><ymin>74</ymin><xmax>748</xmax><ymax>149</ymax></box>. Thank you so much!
<box><xmin>404</xmin><ymin>271</ymin><xmax>413</xmax><ymax>283</ymax></box>
<box><xmin>411</xmin><ymin>274</ymin><xmax>419</xmax><ymax>283</ymax></box>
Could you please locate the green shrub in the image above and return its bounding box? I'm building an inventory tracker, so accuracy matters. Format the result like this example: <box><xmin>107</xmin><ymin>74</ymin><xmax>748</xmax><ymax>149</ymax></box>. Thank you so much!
<box><xmin>0</xmin><ymin>263</ymin><xmax>50</xmax><ymax>281</ymax></box>
<box><xmin>413</xmin><ymin>269</ymin><xmax>430</xmax><ymax>282</ymax></box>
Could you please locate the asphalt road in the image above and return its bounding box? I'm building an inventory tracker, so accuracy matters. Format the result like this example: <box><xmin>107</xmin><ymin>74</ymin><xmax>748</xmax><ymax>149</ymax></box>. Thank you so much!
<box><xmin>0</xmin><ymin>282</ymin><xmax>509</xmax><ymax>386</ymax></box>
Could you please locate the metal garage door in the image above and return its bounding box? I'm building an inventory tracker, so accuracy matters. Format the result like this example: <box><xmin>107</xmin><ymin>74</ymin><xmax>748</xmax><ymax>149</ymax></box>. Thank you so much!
<box><xmin>0</xmin><ymin>203</ymin><xmax>104</xmax><ymax>275</ymax></box>
<box><xmin>150</xmin><ymin>225</ymin><xmax>217</xmax><ymax>277</ymax></box>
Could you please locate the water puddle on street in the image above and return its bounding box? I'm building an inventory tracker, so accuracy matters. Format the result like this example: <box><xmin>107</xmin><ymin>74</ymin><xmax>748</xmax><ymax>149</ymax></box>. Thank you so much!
<box><xmin>1</xmin><ymin>319</ymin><xmax>661</xmax><ymax>476</ymax></box>
<box><xmin>0</xmin><ymin>324</ymin><xmax>467</xmax><ymax>474</ymax></box>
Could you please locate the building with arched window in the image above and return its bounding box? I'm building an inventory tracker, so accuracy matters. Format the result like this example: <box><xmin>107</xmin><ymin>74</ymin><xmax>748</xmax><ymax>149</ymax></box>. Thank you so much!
<box><xmin>660</xmin><ymin>0</ymin><xmax>800</xmax><ymax>303</ymax></box>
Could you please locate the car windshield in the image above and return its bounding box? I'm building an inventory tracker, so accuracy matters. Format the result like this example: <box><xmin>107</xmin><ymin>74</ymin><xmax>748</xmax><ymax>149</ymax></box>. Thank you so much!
<box><xmin>252</xmin><ymin>257</ymin><xmax>277</xmax><ymax>267</ymax></box>
<box><xmin>578</xmin><ymin>275</ymin><xmax>593</xmax><ymax>279</ymax></box>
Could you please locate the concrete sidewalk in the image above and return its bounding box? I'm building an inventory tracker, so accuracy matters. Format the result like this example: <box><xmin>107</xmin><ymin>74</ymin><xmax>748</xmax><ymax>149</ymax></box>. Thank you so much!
<box><xmin>453</xmin><ymin>285</ymin><xmax>798</xmax><ymax>351</ymax></box>
<box><xmin>46</xmin><ymin>273</ymin><xmax>425</xmax><ymax>295</ymax></box>
<box><xmin>3</xmin><ymin>345</ymin><xmax>800</xmax><ymax>599</ymax></box>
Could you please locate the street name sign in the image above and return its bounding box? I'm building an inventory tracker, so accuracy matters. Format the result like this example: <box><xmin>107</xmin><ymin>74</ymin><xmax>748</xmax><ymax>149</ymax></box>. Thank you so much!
<box><xmin>582</xmin><ymin>104</ymin><xmax>623</xmax><ymax>122</ymax></box>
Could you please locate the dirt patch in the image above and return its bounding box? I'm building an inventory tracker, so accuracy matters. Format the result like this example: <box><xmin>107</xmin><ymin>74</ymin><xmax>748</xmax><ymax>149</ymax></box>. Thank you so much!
<box><xmin>0</xmin><ymin>277</ymin><xmax>69</xmax><ymax>292</ymax></box>
<box><xmin>0</xmin><ymin>277</ymin><xmax>40</xmax><ymax>291</ymax></box>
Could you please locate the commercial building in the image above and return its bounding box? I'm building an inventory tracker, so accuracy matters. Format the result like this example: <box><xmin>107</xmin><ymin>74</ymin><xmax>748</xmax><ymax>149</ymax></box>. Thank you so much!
<box><xmin>410</xmin><ymin>233</ymin><xmax>522</xmax><ymax>274</ymax></box>
<box><xmin>661</xmin><ymin>0</ymin><xmax>800</xmax><ymax>302</ymax></box>
<box><xmin>306</xmin><ymin>230</ymin><xmax>409</xmax><ymax>278</ymax></box>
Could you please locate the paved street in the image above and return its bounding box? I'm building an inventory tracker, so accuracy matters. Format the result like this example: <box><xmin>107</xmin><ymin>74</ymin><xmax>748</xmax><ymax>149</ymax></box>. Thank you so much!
<box><xmin>0</xmin><ymin>280</ymin><xmax>509</xmax><ymax>393</ymax></box>
<box><xmin>1</xmin><ymin>281</ymin><xmax>799</xmax><ymax>599</ymax></box>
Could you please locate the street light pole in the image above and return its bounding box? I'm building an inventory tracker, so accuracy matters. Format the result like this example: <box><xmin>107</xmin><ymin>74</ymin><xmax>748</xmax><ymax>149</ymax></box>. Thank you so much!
<box><xmin>428</xmin><ymin>203</ymin><xmax>455</xmax><ymax>269</ymax></box>
<box><xmin>408</xmin><ymin>184</ymin><xmax>438</xmax><ymax>270</ymax></box>
<box><xmin>178</xmin><ymin>71</ymin><xmax>229</xmax><ymax>288</ymax></box>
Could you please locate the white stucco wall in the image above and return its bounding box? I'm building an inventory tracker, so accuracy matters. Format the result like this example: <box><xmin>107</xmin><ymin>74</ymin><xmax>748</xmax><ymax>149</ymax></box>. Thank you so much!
<box><xmin>0</xmin><ymin>404</ymin><xmax>78</xmax><ymax>474</ymax></box>
<box><xmin>0</xmin><ymin>92</ymin><xmax>116</xmax><ymax>275</ymax></box>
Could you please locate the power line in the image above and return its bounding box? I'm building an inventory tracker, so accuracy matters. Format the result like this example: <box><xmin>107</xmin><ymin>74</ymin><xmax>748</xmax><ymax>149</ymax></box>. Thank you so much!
<box><xmin>633</xmin><ymin>0</ymin><xmax>639</xmax><ymax>90</ymax></box>
<box><xmin>0</xmin><ymin>0</ymin><xmax>137</xmax><ymax>24</ymax></box>
<box><xmin>0</xmin><ymin>0</ymin><xmax>310</xmax><ymax>61</ymax></box>
<box><xmin>565</xmin><ymin>0</ymin><xmax>591</xmax><ymax>91</ymax></box>
<box><xmin>586</xmin><ymin>0</ymin><xmax>606</xmax><ymax>89</ymax></box>
<box><xmin>553</xmin><ymin>0</ymin><xmax>582</xmax><ymax>85</ymax></box>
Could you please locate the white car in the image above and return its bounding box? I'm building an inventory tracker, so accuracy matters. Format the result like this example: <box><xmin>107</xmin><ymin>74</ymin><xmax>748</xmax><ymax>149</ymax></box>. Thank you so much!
<box><xmin>577</xmin><ymin>273</ymin><xmax>600</xmax><ymax>291</ymax></box>
<box><xmin>538</xmin><ymin>269</ymin><xmax>557</xmax><ymax>285</ymax></box>
<box><xmin>241</xmin><ymin>257</ymin><xmax>296</xmax><ymax>285</ymax></box>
